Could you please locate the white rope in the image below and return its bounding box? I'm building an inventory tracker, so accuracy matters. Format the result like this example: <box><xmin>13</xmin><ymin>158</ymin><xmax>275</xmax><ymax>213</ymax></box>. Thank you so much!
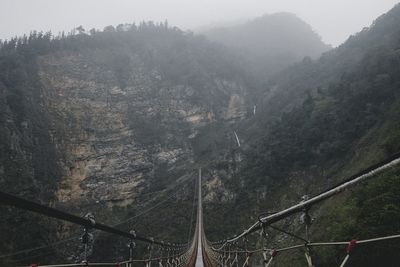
<box><xmin>339</xmin><ymin>254</ymin><xmax>350</xmax><ymax>267</ymax></box>
<box><xmin>265</xmin><ymin>257</ymin><xmax>274</xmax><ymax>267</ymax></box>
<box><xmin>304</xmin><ymin>249</ymin><xmax>313</xmax><ymax>267</ymax></box>
<box><xmin>357</xmin><ymin>234</ymin><xmax>400</xmax><ymax>244</ymax></box>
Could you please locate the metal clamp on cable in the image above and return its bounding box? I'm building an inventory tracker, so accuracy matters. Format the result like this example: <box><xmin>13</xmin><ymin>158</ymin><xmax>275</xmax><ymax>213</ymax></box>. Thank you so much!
<box><xmin>339</xmin><ymin>239</ymin><xmax>358</xmax><ymax>267</ymax></box>
<box><xmin>346</xmin><ymin>239</ymin><xmax>357</xmax><ymax>254</ymax></box>
<box><xmin>258</xmin><ymin>211</ymin><xmax>277</xmax><ymax>241</ymax></box>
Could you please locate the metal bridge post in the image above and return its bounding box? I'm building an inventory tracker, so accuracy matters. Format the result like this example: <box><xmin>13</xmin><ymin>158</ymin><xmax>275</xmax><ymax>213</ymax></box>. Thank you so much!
<box><xmin>262</xmin><ymin>249</ymin><xmax>268</xmax><ymax>267</ymax></box>
<box><xmin>300</xmin><ymin>196</ymin><xmax>314</xmax><ymax>267</ymax></box>
<box><xmin>304</xmin><ymin>245</ymin><xmax>313</xmax><ymax>267</ymax></box>
<box><xmin>81</xmin><ymin>227</ymin><xmax>89</xmax><ymax>264</ymax></box>
<box><xmin>80</xmin><ymin>213</ymin><xmax>95</xmax><ymax>265</ymax></box>
<box><xmin>158</xmin><ymin>242</ymin><xmax>165</xmax><ymax>267</ymax></box>
<box><xmin>147</xmin><ymin>238</ymin><xmax>155</xmax><ymax>267</ymax></box>
<box><xmin>263</xmin><ymin>249</ymin><xmax>277</xmax><ymax>267</ymax></box>
<box><xmin>224</xmin><ymin>244</ymin><xmax>231</xmax><ymax>267</ymax></box>
<box><xmin>171</xmin><ymin>248</ymin><xmax>176</xmax><ymax>267</ymax></box>
<box><xmin>128</xmin><ymin>230</ymin><xmax>137</xmax><ymax>267</ymax></box>
<box><xmin>230</xmin><ymin>251</ymin><xmax>238</xmax><ymax>267</ymax></box>
<box><xmin>242</xmin><ymin>252</ymin><xmax>251</xmax><ymax>267</ymax></box>
<box><xmin>166</xmin><ymin>247</ymin><xmax>171</xmax><ymax>267</ymax></box>
<box><xmin>223</xmin><ymin>248</ymin><xmax>228</xmax><ymax>267</ymax></box>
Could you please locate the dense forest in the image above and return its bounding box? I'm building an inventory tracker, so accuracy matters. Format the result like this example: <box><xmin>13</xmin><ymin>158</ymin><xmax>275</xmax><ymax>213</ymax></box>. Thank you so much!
<box><xmin>0</xmin><ymin>21</ymin><xmax>258</xmax><ymax>266</ymax></box>
<box><xmin>204</xmin><ymin>4</ymin><xmax>400</xmax><ymax>267</ymax></box>
<box><xmin>1</xmin><ymin>3</ymin><xmax>400</xmax><ymax>267</ymax></box>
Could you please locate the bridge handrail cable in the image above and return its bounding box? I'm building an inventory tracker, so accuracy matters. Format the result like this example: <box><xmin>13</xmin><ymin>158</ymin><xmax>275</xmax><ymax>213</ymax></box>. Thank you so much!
<box><xmin>0</xmin><ymin>191</ymin><xmax>186</xmax><ymax>248</ymax></box>
<box><xmin>211</xmin><ymin>152</ymin><xmax>400</xmax><ymax>250</ymax></box>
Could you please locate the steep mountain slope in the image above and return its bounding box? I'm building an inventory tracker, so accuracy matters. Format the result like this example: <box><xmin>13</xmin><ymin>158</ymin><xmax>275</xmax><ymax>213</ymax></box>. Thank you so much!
<box><xmin>1</xmin><ymin>4</ymin><xmax>400</xmax><ymax>267</ymax></box>
<box><xmin>202</xmin><ymin>4</ymin><xmax>400</xmax><ymax>267</ymax></box>
<box><xmin>0</xmin><ymin>24</ymin><xmax>257</xmax><ymax>265</ymax></box>
<box><xmin>203</xmin><ymin>13</ymin><xmax>331</xmax><ymax>78</ymax></box>
<box><xmin>0</xmin><ymin>46</ymin><xmax>61</xmax><ymax>265</ymax></box>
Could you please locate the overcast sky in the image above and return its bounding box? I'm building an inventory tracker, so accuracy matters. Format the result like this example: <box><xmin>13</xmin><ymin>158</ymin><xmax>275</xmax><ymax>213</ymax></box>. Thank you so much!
<box><xmin>0</xmin><ymin>0</ymin><xmax>399</xmax><ymax>46</ymax></box>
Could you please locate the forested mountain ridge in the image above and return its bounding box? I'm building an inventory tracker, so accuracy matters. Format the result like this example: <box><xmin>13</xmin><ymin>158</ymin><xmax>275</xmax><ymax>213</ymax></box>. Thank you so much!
<box><xmin>0</xmin><ymin>23</ymin><xmax>259</xmax><ymax>265</ymax></box>
<box><xmin>0</xmin><ymin>3</ymin><xmax>399</xmax><ymax>267</ymax></box>
<box><xmin>203</xmin><ymin>4</ymin><xmax>400</xmax><ymax>266</ymax></box>
<box><xmin>203</xmin><ymin>12</ymin><xmax>331</xmax><ymax>78</ymax></box>
<box><xmin>245</xmin><ymin>2</ymin><xmax>400</xmax><ymax>168</ymax></box>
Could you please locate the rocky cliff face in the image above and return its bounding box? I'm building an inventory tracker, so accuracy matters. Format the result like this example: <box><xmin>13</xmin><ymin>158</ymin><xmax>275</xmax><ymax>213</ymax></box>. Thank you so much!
<box><xmin>0</xmin><ymin>16</ymin><xmax>349</xmax><ymax>264</ymax></box>
<box><xmin>0</xmin><ymin>26</ymin><xmax>257</xmax><ymax>264</ymax></box>
<box><xmin>36</xmin><ymin>47</ymin><xmax>249</xmax><ymax>209</ymax></box>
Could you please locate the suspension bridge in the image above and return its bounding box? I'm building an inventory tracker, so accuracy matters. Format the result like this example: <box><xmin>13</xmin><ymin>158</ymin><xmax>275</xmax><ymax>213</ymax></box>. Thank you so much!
<box><xmin>1</xmin><ymin>154</ymin><xmax>400</xmax><ymax>267</ymax></box>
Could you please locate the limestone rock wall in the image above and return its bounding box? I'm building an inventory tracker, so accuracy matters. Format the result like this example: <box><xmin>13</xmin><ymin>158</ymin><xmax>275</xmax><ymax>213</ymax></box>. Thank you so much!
<box><xmin>36</xmin><ymin>50</ymin><xmax>249</xmax><ymax>209</ymax></box>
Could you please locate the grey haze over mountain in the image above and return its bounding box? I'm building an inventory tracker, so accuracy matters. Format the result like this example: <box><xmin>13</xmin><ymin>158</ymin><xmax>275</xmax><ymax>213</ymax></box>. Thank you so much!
<box><xmin>202</xmin><ymin>12</ymin><xmax>331</xmax><ymax>77</ymax></box>
<box><xmin>1</xmin><ymin>0</ymin><xmax>399</xmax><ymax>46</ymax></box>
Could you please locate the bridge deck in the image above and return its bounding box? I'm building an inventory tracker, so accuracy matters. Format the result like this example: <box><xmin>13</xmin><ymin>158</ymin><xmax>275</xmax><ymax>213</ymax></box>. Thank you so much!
<box><xmin>195</xmin><ymin>169</ymin><xmax>204</xmax><ymax>267</ymax></box>
<box><xmin>195</xmin><ymin>226</ymin><xmax>204</xmax><ymax>267</ymax></box>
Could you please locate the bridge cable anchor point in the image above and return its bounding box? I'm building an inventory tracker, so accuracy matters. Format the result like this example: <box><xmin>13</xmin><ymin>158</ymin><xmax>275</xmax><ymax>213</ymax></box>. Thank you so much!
<box><xmin>346</xmin><ymin>239</ymin><xmax>357</xmax><ymax>254</ymax></box>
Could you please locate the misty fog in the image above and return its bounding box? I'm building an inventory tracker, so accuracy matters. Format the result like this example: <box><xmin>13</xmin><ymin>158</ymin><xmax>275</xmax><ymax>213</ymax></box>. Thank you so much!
<box><xmin>1</xmin><ymin>0</ymin><xmax>399</xmax><ymax>46</ymax></box>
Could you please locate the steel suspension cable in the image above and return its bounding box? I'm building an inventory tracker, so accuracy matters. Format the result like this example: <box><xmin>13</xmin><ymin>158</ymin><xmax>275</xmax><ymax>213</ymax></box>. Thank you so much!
<box><xmin>186</xmin><ymin>179</ymin><xmax>197</xmax><ymax>244</ymax></box>
<box><xmin>211</xmin><ymin>234</ymin><xmax>400</xmax><ymax>255</ymax></box>
<box><xmin>113</xmin><ymin>184</ymin><xmax>186</xmax><ymax>228</ymax></box>
<box><xmin>0</xmin><ymin>191</ymin><xmax>181</xmax><ymax>247</ymax></box>
<box><xmin>0</xmin><ymin>177</ymin><xmax>193</xmax><ymax>260</ymax></box>
<box><xmin>212</xmin><ymin>153</ymin><xmax>400</xmax><ymax>249</ymax></box>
